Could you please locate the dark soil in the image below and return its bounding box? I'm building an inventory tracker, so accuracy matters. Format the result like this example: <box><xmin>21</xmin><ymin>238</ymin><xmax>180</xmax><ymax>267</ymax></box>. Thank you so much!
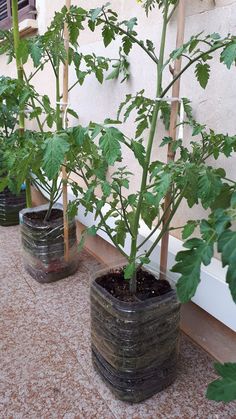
<box><xmin>96</xmin><ymin>268</ymin><xmax>172</xmax><ymax>302</ymax></box>
<box><xmin>24</xmin><ymin>209</ymin><xmax>63</xmax><ymax>226</ymax></box>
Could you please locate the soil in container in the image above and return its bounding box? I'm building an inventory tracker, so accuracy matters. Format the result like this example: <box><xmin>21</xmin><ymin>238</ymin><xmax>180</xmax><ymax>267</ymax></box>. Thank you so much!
<box><xmin>96</xmin><ymin>268</ymin><xmax>172</xmax><ymax>301</ymax></box>
<box><xmin>21</xmin><ymin>206</ymin><xmax>79</xmax><ymax>283</ymax></box>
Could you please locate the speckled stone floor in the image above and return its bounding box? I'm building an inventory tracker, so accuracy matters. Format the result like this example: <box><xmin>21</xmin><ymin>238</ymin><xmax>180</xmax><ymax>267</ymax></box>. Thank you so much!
<box><xmin>0</xmin><ymin>225</ymin><xmax>236</xmax><ymax>419</ymax></box>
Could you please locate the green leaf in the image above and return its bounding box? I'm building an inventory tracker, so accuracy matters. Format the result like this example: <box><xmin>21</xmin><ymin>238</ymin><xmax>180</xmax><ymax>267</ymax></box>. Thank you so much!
<box><xmin>67</xmin><ymin>108</ymin><xmax>79</xmax><ymax>119</ymax></box>
<box><xmin>139</xmin><ymin>256</ymin><xmax>150</xmax><ymax>265</ymax></box>
<box><xmin>135</xmin><ymin>118</ymin><xmax>149</xmax><ymax>138</ymax></box>
<box><xmin>90</xmin><ymin>7</ymin><xmax>102</xmax><ymax>22</ymax></box>
<box><xmin>141</xmin><ymin>203</ymin><xmax>157</xmax><ymax>229</ymax></box>
<box><xmin>195</xmin><ymin>63</ymin><xmax>210</xmax><ymax>89</ymax></box>
<box><xmin>115</xmin><ymin>219</ymin><xmax>126</xmax><ymax>247</ymax></box>
<box><xmin>99</xmin><ymin>128</ymin><xmax>122</xmax><ymax>165</ymax></box>
<box><xmin>198</xmin><ymin>168</ymin><xmax>223</xmax><ymax>209</ymax></box>
<box><xmin>160</xmin><ymin>136</ymin><xmax>172</xmax><ymax>147</ymax></box>
<box><xmin>18</xmin><ymin>40</ymin><xmax>29</xmax><ymax>64</ymax></box>
<box><xmin>220</xmin><ymin>43</ymin><xmax>236</xmax><ymax>69</ymax></box>
<box><xmin>218</xmin><ymin>230</ymin><xmax>236</xmax><ymax>302</ymax></box>
<box><xmin>122</xmin><ymin>36</ymin><xmax>133</xmax><ymax>55</ymax></box>
<box><xmin>123</xmin><ymin>17</ymin><xmax>137</xmax><ymax>31</ymax></box>
<box><xmin>131</xmin><ymin>141</ymin><xmax>146</xmax><ymax>167</ymax></box>
<box><xmin>230</xmin><ymin>191</ymin><xmax>236</xmax><ymax>208</ymax></box>
<box><xmin>172</xmin><ymin>239</ymin><xmax>213</xmax><ymax>303</ymax></box>
<box><xmin>207</xmin><ymin>363</ymin><xmax>236</xmax><ymax>402</ymax></box>
<box><xmin>95</xmin><ymin>67</ymin><xmax>104</xmax><ymax>84</ymax></box>
<box><xmin>102</xmin><ymin>25</ymin><xmax>114</xmax><ymax>47</ymax></box>
<box><xmin>43</xmin><ymin>133</ymin><xmax>70</xmax><ymax>180</ymax></box>
<box><xmin>106</xmin><ymin>65</ymin><xmax>120</xmax><ymax>80</ymax></box>
<box><xmin>72</xmin><ymin>126</ymin><xmax>86</xmax><ymax>146</ymax></box>
<box><xmin>182</xmin><ymin>221</ymin><xmax>197</xmax><ymax>240</ymax></box>
<box><xmin>29</xmin><ymin>41</ymin><xmax>42</xmax><ymax>67</ymax></box>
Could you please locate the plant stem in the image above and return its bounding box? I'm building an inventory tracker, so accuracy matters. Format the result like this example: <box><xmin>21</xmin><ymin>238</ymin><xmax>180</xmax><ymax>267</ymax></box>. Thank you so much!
<box><xmin>44</xmin><ymin>61</ymin><xmax>62</xmax><ymax>222</ymax></box>
<box><xmin>145</xmin><ymin>190</ymin><xmax>184</xmax><ymax>259</ymax></box>
<box><xmin>12</xmin><ymin>0</ymin><xmax>32</xmax><ymax>207</ymax></box>
<box><xmin>128</xmin><ymin>1</ymin><xmax>169</xmax><ymax>294</ymax></box>
<box><xmin>25</xmin><ymin>178</ymin><xmax>32</xmax><ymax>207</ymax></box>
<box><xmin>23</xmin><ymin>70</ymin><xmax>44</xmax><ymax>133</ymax></box>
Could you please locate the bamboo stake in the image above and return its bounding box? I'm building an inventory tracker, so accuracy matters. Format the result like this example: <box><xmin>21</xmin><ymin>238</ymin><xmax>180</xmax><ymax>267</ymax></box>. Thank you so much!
<box><xmin>12</xmin><ymin>0</ymin><xmax>32</xmax><ymax>207</ymax></box>
<box><xmin>160</xmin><ymin>0</ymin><xmax>186</xmax><ymax>276</ymax></box>
<box><xmin>61</xmin><ymin>0</ymin><xmax>71</xmax><ymax>262</ymax></box>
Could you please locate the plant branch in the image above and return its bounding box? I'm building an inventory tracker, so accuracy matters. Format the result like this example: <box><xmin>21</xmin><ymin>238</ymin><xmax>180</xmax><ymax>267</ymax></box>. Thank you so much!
<box><xmin>99</xmin><ymin>14</ymin><xmax>158</xmax><ymax>64</ymax></box>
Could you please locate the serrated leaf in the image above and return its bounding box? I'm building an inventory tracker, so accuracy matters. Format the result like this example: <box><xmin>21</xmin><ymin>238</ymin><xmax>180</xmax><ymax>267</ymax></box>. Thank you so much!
<box><xmin>43</xmin><ymin>133</ymin><xmax>70</xmax><ymax>180</ymax></box>
<box><xmin>102</xmin><ymin>25</ymin><xmax>114</xmax><ymax>47</ymax></box>
<box><xmin>72</xmin><ymin>126</ymin><xmax>86</xmax><ymax>145</ymax></box>
<box><xmin>115</xmin><ymin>219</ymin><xmax>126</xmax><ymax>247</ymax></box>
<box><xmin>217</xmin><ymin>230</ymin><xmax>236</xmax><ymax>302</ymax></box>
<box><xmin>29</xmin><ymin>41</ymin><xmax>42</xmax><ymax>67</ymax></box>
<box><xmin>131</xmin><ymin>141</ymin><xmax>146</xmax><ymax>167</ymax></box>
<box><xmin>207</xmin><ymin>363</ymin><xmax>236</xmax><ymax>402</ymax></box>
<box><xmin>220</xmin><ymin>43</ymin><xmax>236</xmax><ymax>69</ymax></box>
<box><xmin>122</xmin><ymin>36</ymin><xmax>133</xmax><ymax>55</ymax></box>
<box><xmin>99</xmin><ymin>128</ymin><xmax>122</xmax><ymax>165</ymax></box>
<box><xmin>198</xmin><ymin>168</ymin><xmax>223</xmax><ymax>209</ymax></box>
<box><xmin>172</xmin><ymin>239</ymin><xmax>213</xmax><ymax>303</ymax></box>
<box><xmin>195</xmin><ymin>63</ymin><xmax>210</xmax><ymax>89</ymax></box>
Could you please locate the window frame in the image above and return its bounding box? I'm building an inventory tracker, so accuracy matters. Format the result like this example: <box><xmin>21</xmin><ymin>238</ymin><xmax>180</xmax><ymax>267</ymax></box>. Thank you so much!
<box><xmin>0</xmin><ymin>0</ymin><xmax>36</xmax><ymax>30</ymax></box>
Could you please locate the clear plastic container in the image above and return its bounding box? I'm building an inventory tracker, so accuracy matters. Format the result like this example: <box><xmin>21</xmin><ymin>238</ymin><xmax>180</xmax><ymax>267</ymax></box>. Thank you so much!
<box><xmin>20</xmin><ymin>203</ymin><xmax>79</xmax><ymax>283</ymax></box>
<box><xmin>90</xmin><ymin>265</ymin><xmax>180</xmax><ymax>403</ymax></box>
<box><xmin>0</xmin><ymin>188</ymin><xmax>26</xmax><ymax>226</ymax></box>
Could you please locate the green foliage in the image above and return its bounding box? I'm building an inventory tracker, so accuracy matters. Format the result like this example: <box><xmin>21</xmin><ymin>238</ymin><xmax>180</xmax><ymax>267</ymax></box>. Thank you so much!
<box><xmin>218</xmin><ymin>230</ymin><xmax>236</xmax><ymax>303</ymax></box>
<box><xmin>207</xmin><ymin>363</ymin><xmax>236</xmax><ymax>402</ymax></box>
<box><xmin>172</xmin><ymin>237</ymin><xmax>214</xmax><ymax>303</ymax></box>
<box><xmin>195</xmin><ymin>63</ymin><xmax>210</xmax><ymax>89</ymax></box>
<box><xmin>99</xmin><ymin>127</ymin><xmax>123</xmax><ymax>165</ymax></box>
<box><xmin>220</xmin><ymin>42</ymin><xmax>236</xmax><ymax>69</ymax></box>
<box><xmin>43</xmin><ymin>133</ymin><xmax>70</xmax><ymax>180</ymax></box>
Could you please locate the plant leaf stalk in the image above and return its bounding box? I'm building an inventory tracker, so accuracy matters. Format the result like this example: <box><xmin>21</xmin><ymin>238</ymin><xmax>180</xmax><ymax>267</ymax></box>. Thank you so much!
<box><xmin>12</xmin><ymin>0</ymin><xmax>32</xmax><ymax>207</ymax></box>
<box><xmin>128</xmin><ymin>0</ymin><xmax>170</xmax><ymax>294</ymax></box>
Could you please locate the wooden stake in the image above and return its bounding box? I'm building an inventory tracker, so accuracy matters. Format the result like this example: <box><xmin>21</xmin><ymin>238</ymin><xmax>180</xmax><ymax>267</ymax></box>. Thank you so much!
<box><xmin>160</xmin><ymin>0</ymin><xmax>186</xmax><ymax>276</ymax></box>
<box><xmin>62</xmin><ymin>0</ymin><xmax>71</xmax><ymax>262</ymax></box>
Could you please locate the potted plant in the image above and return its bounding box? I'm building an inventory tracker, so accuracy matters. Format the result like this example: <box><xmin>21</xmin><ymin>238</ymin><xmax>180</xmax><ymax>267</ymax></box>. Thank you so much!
<box><xmin>0</xmin><ymin>76</ymin><xmax>26</xmax><ymax>226</ymax></box>
<box><xmin>0</xmin><ymin>2</ymin><xmax>130</xmax><ymax>282</ymax></box>
<box><xmin>67</xmin><ymin>0</ymin><xmax>236</xmax><ymax>402</ymax></box>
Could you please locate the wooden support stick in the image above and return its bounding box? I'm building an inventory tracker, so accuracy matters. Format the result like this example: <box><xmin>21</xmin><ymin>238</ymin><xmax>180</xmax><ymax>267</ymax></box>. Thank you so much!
<box><xmin>62</xmin><ymin>0</ymin><xmax>71</xmax><ymax>262</ymax></box>
<box><xmin>160</xmin><ymin>0</ymin><xmax>186</xmax><ymax>276</ymax></box>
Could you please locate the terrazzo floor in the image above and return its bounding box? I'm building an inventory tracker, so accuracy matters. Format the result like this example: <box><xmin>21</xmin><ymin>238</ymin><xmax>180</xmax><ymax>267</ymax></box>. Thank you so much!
<box><xmin>0</xmin><ymin>225</ymin><xmax>236</xmax><ymax>419</ymax></box>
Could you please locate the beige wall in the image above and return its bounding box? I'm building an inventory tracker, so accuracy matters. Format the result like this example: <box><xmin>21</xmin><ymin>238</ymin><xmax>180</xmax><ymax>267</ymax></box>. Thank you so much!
<box><xmin>1</xmin><ymin>0</ymin><xmax>236</xmax><ymax>241</ymax></box>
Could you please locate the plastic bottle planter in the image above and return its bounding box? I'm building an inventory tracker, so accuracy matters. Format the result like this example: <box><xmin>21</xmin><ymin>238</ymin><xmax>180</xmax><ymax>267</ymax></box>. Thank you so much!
<box><xmin>19</xmin><ymin>204</ymin><xmax>79</xmax><ymax>283</ymax></box>
<box><xmin>91</xmin><ymin>267</ymin><xmax>181</xmax><ymax>403</ymax></box>
<box><xmin>0</xmin><ymin>188</ymin><xmax>26</xmax><ymax>226</ymax></box>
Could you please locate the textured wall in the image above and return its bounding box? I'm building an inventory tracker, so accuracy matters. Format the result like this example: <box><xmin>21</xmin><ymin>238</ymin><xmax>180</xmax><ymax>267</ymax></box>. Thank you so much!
<box><xmin>1</xmin><ymin>0</ymin><xmax>236</xmax><ymax>242</ymax></box>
